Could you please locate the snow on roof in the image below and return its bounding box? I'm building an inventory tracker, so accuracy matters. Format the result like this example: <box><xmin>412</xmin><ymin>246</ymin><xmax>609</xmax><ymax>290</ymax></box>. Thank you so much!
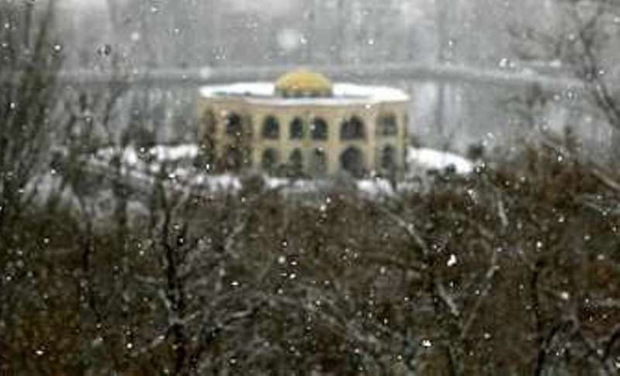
<box><xmin>199</xmin><ymin>82</ymin><xmax>409</xmax><ymax>106</ymax></box>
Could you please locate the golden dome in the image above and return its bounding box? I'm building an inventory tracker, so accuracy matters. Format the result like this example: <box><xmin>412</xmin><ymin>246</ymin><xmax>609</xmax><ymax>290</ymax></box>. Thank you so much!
<box><xmin>274</xmin><ymin>69</ymin><xmax>333</xmax><ymax>98</ymax></box>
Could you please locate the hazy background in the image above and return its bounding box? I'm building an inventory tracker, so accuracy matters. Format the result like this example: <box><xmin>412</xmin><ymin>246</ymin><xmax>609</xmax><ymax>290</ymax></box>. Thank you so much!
<box><xmin>50</xmin><ymin>0</ymin><xmax>614</xmax><ymax>156</ymax></box>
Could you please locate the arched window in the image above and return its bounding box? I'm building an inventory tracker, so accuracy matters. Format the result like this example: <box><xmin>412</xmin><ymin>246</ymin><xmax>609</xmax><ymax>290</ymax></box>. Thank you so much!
<box><xmin>261</xmin><ymin>148</ymin><xmax>279</xmax><ymax>171</ymax></box>
<box><xmin>381</xmin><ymin>145</ymin><xmax>397</xmax><ymax>172</ymax></box>
<box><xmin>340</xmin><ymin>147</ymin><xmax>365</xmax><ymax>178</ymax></box>
<box><xmin>290</xmin><ymin>118</ymin><xmax>304</xmax><ymax>139</ymax></box>
<box><xmin>378</xmin><ymin>113</ymin><xmax>398</xmax><ymax>136</ymax></box>
<box><xmin>262</xmin><ymin>115</ymin><xmax>280</xmax><ymax>139</ymax></box>
<box><xmin>310</xmin><ymin>148</ymin><xmax>327</xmax><ymax>176</ymax></box>
<box><xmin>289</xmin><ymin>148</ymin><xmax>304</xmax><ymax>176</ymax></box>
<box><xmin>225</xmin><ymin>112</ymin><xmax>243</xmax><ymax>136</ymax></box>
<box><xmin>340</xmin><ymin>116</ymin><xmax>365</xmax><ymax>140</ymax></box>
<box><xmin>311</xmin><ymin>117</ymin><xmax>328</xmax><ymax>140</ymax></box>
<box><xmin>224</xmin><ymin>146</ymin><xmax>243</xmax><ymax>172</ymax></box>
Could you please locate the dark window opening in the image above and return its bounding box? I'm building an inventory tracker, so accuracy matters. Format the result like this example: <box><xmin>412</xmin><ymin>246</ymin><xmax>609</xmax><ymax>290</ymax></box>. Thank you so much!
<box><xmin>378</xmin><ymin>113</ymin><xmax>398</xmax><ymax>136</ymax></box>
<box><xmin>225</xmin><ymin>112</ymin><xmax>243</xmax><ymax>136</ymax></box>
<box><xmin>340</xmin><ymin>146</ymin><xmax>365</xmax><ymax>178</ymax></box>
<box><xmin>262</xmin><ymin>115</ymin><xmax>280</xmax><ymax>139</ymax></box>
<box><xmin>381</xmin><ymin>145</ymin><xmax>397</xmax><ymax>172</ymax></box>
<box><xmin>311</xmin><ymin>118</ymin><xmax>328</xmax><ymax>140</ymax></box>
<box><xmin>290</xmin><ymin>118</ymin><xmax>304</xmax><ymax>139</ymax></box>
<box><xmin>340</xmin><ymin>116</ymin><xmax>365</xmax><ymax>140</ymax></box>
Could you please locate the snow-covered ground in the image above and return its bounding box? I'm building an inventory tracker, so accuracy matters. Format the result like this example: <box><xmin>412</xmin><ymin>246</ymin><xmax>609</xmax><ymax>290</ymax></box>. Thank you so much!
<box><xmin>406</xmin><ymin>147</ymin><xmax>474</xmax><ymax>175</ymax></box>
<box><xmin>95</xmin><ymin>144</ymin><xmax>473</xmax><ymax>175</ymax></box>
<box><xmin>90</xmin><ymin>144</ymin><xmax>475</xmax><ymax>197</ymax></box>
<box><xmin>95</xmin><ymin>144</ymin><xmax>199</xmax><ymax>166</ymax></box>
<box><xmin>29</xmin><ymin>144</ymin><xmax>475</xmax><ymax>225</ymax></box>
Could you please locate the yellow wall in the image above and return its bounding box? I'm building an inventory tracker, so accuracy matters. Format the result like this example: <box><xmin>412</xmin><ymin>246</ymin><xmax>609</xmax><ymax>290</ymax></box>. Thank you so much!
<box><xmin>197</xmin><ymin>96</ymin><xmax>409</xmax><ymax>178</ymax></box>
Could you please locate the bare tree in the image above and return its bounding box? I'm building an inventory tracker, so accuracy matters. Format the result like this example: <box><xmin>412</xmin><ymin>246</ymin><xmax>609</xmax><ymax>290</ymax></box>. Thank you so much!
<box><xmin>0</xmin><ymin>0</ymin><xmax>61</xmax><ymax>236</ymax></box>
<box><xmin>513</xmin><ymin>0</ymin><xmax>620</xmax><ymax>159</ymax></box>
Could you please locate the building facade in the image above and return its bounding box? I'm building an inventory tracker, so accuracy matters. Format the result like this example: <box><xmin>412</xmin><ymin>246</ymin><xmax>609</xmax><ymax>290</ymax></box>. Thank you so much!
<box><xmin>197</xmin><ymin>70</ymin><xmax>410</xmax><ymax>179</ymax></box>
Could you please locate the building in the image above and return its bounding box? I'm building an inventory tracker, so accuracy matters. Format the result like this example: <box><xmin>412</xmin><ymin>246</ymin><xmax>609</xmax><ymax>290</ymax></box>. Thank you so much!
<box><xmin>197</xmin><ymin>69</ymin><xmax>410</xmax><ymax>179</ymax></box>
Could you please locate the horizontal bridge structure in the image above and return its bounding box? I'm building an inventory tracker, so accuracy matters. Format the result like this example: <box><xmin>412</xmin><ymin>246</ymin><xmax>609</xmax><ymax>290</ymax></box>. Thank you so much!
<box><xmin>6</xmin><ymin>63</ymin><xmax>583</xmax><ymax>91</ymax></box>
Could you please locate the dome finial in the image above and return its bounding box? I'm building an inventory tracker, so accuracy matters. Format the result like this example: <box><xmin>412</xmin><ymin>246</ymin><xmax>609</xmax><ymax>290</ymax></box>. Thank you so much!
<box><xmin>275</xmin><ymin>69</ymin><xmax>333</xmax><ymax>98</ymax></box>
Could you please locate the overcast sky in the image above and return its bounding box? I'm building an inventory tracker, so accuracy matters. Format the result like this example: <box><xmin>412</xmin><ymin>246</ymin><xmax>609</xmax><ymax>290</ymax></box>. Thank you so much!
<box><xmin>59</xmin><ymin>0</ymin><xmax>299</xmax><ymax>17</ymax></box>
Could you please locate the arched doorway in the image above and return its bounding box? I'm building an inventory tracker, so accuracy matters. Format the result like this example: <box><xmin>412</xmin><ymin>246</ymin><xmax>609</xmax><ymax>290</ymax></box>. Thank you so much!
<box><xmin>310</xmin><ymin>148</ymin><xmax>327</xmax><ymax>176</ymax></box>
<box><xmin>380</xmin><ymin>145</ymin><xmax>398</xmax><ymax>181</ymax></box>
<box><xmin>381</xmin><ymin>145</ymin><xmax>397</xmax><ymax>171</ymax></box>
<box><xmin>340</xmin><ymin>147</ymin><xmax>365</xmax><ymax>178</ymax></box>
<box><xmin>223</xmin><ymin>146</ymin><xmax>244</xmax><ymax>172</ymax></box>
<box><xmin>289</xmin><ymin>149</ymin><xmax>304</xmax><ymax>177</ymax></box>
<box><xmin>261</xmin><ymin>148</ymin><xmax>279</xmax><ymax>172</ymax></box>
